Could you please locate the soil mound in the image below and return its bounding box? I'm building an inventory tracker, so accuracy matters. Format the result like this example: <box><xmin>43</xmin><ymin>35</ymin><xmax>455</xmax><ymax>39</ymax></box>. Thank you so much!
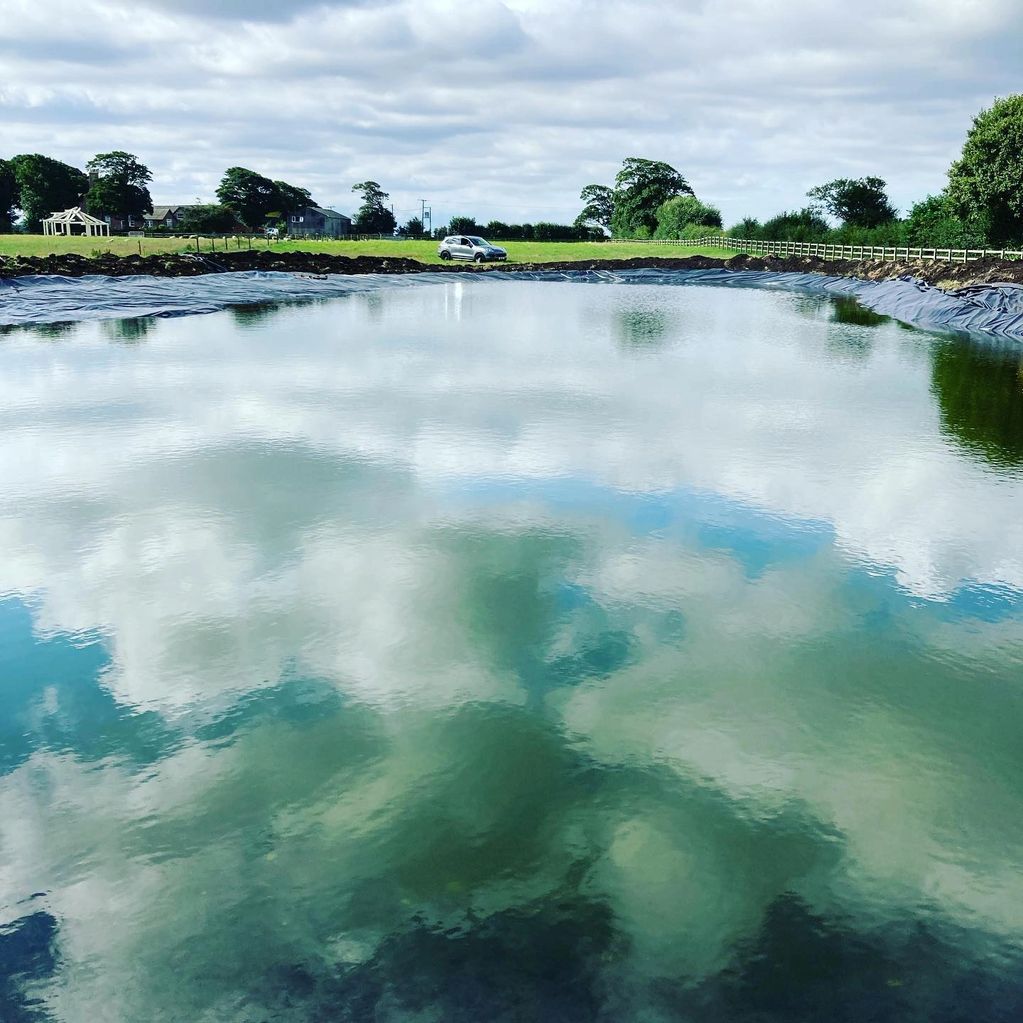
<box><xmin>2</xmin><ymin>249</ymin><xmax>1022</xmax><ymax>291</ymax></box>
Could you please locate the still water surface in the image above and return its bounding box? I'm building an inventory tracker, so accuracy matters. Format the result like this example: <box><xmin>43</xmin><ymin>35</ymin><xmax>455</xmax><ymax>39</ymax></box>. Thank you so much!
<box><xmin>1</xmin><ymin>279</ymin><xmax>1022</xmax><ymax>1021</ymax></box>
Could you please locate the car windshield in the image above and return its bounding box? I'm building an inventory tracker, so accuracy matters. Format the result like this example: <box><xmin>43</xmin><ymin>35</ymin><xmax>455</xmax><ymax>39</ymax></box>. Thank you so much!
<box><xmin>468</xmin><ymin>237</ymin><xmax>489</xmax><ymax>246</ymax></box>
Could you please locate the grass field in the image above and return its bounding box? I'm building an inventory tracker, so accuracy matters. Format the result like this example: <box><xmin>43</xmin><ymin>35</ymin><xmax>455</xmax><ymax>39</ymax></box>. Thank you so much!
<box><xmin>0</xmin><ymin>234</ymin><xmax>735</xmax><ymax>264</ymax></box>
<box><xmin>274</xmin><ymin>238</ymin><xmax>737</xmax><ymax>263</ymax></box>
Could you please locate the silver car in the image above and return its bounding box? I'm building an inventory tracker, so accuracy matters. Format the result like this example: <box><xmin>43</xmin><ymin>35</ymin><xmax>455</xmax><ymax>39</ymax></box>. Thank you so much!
<box><xmin>437</xmin><ymin>235</ymin><xmax>507</xmax><ymax>263</ymax></box>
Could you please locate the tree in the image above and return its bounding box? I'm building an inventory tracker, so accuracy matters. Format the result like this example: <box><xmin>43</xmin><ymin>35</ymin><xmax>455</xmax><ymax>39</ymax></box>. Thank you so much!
<box><xmin>759</xmin><ymin>208</ymin><xmax>830</xmax><ymax>242</ymax></box>
<box><xmin>401</xmin><ymin>216</ymin><xmax>424</xmax><ymax>237</ymax></box>
<box><xmin>352</xmin><ymin>180</ymin><xmax>396</xmax><ymax>234</ymax></box>
<box><xmin>178</xmin><ymin>204</ymin><xmax>237</xmax><ymax>233</ymax></box>
<box><xmin>447</xmin><ymin>215</ymin><xmax>480</xmax><ymax>235</ymax></box>
<box><xmin>904</xmin><ymin>194</ymin><xmax>985</xmax><ymax>249</ymax></box>
<box><xmin>485</xmin><ymin>220</ymin><xmax>512</xmax><ymax>238</ymax></box>
<box><xmin>806</xmin><ymin>177</ymin><xmax>896</xmax><ymax>228</ymax></box>
<box><xmin>946</xmin><ymin>94</ymin><xmax>1023</xmax><ymax>244</ymax></box>
<box><xmin>84</xmin><ymin>151</ymin><xmax>153</xmax><ymax>221</ymax></box>
<box><xmin>729</xmin><ymin>216</ymin><xmax>761</xmax><ymax>238</ymax></box>
<box><xmin>654</xmin><ymin>195</ymin><xmax>722</xmax><ymax>238</ymax></box>
<box><xmin>574</xmin><ymin>184</ymin><xmax>614</xmax><ymax>233</ymax></box>
<box><xmin>272</xmin><ymin>179</ymin><xmax>313</xmax><ymax>218</ymax></box>
<box><xmin>216</xmin><ymin>167</ymin><xmax>280</xmax><ymax>229</ymax></box>
<box><xmin>9</xmin><ymin>154</ymin><xmax>89</xmax><ymax>231</ymax></box>
<box><xmin>0</xmin><ymin>159</ymin><xmax>16</xmax><ymax>231</ymax></box>
<box><xmin>611</xmin><ymin>158</ymin><xmax>693</xmax><ymax>237</ymax></box>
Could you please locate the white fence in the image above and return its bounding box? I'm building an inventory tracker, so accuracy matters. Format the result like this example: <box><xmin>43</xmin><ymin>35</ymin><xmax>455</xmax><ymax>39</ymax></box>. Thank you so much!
<box><xmin>621</xmin><ymin>236</ymin><xmax>1023</xmax><ymax>264</ymax></box>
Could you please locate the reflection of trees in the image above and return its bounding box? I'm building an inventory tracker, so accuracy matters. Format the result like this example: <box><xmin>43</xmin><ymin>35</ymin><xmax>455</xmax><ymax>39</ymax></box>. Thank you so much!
<box><xmin>229</xmin><ymin>298</ymin><xmax>336</xmax><ymax>329</ymax></box>
<box><xmin>102</xmin><ymin>317</ymin><xmax>157</xmax><ymax>343</ymax></box>
<box><xmin>930</xmin><ymin>337</ymin><xmax>1023</xmax><ymax>467</ymax></box>
<box><xmin>829</xmin><ymin>296</ymin><xmax>889</xmax><ymax>328</ymax></box>
<box><xmin>820</xmin><ymin>297</ymin><xmax>890</xmax><ymax>361</ymax></box>
<box><xmin>0</xmin><ymin>321</ymin><xmax>78</xmax><ymax>340</ymax></box>
<box><xmin>229</xmin><ymin>303</ymin><xmax>282</xmax><ymax>328</ymax></box>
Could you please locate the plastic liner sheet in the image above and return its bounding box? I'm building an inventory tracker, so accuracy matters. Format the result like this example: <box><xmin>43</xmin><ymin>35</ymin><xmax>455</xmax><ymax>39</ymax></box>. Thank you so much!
<box><xmin>2</xmin><ymin>268</ymin><xmax>1022</xmax><ymax>342</ymax></box>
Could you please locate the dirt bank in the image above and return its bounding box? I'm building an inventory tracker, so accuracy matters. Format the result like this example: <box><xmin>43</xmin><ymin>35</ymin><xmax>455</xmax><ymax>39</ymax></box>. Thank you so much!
<box><xmin>2</xmin><ymin>249</ymin><xmax>1022</xmax><ymax>290</ymax></box>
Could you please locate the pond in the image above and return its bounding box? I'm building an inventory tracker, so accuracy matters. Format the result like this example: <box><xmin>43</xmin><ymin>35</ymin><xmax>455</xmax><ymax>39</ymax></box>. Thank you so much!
<box><xmin>1</xmin><ymin>278</ymin><xmax>1022</xmax><ymax>1022</ymax></box>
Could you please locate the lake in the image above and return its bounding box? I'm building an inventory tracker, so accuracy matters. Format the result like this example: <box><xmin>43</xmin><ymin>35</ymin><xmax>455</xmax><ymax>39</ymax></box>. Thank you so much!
<box><xmin>1</xmin><ymin>277</ymin><xmax>1021</xmax><ymax>1021</ymax></box>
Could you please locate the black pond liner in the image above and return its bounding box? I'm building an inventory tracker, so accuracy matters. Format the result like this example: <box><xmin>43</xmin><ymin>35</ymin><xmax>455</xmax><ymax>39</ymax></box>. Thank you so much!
<box><xmin>1</xmin><ymin>268</ymin><xmax>1022</xmax><ymax>343</ymax></box>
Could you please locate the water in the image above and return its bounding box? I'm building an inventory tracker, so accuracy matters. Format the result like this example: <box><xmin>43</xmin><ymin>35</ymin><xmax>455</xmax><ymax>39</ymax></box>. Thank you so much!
<box><xmin>1</xmin><ymin>279</ymin><xmax>1022</xmax><ymax>1022</ymax></box>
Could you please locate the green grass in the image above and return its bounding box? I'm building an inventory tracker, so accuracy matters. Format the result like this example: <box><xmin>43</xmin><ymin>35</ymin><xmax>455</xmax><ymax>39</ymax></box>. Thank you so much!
<box><xmin>0</xmin><ymin>234</ymin><xmax>197</xmax><ymax>257</ymax></box>
<box><xmin>274</xmin><ymin>238</ymin><xmax>736</xmax><ymax>263</ymax></box>
<box><xmin>0</xmin><ymin>233</ymin><xmax>735</xmax><ymax>264</ymax></box>
<box><xmin>0</xmin><ymin>234</ymin><xmax>284</xmax><ymax>258</ymax></box>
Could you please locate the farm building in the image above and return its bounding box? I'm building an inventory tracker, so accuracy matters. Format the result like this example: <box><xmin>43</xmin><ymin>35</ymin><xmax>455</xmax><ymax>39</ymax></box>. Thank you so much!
<box><xmin>288</xmin><ymin>206</ymin><xmax>352</xmax><ymax>238</ymax></box>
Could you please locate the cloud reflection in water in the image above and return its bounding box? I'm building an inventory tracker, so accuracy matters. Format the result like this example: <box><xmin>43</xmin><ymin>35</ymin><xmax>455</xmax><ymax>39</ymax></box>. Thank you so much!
<box><xmin>0</xmin><ymin>281</ymin><xmax>1021</xmax><ymax>1021</ymax></box>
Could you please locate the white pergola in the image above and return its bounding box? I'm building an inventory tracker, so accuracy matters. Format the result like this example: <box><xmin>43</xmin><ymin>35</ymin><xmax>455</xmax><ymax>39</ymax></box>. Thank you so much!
<box><xmin>41</xmin><ymin>207</ymin><xmax>110</xmax><ymax>237</ymax></box>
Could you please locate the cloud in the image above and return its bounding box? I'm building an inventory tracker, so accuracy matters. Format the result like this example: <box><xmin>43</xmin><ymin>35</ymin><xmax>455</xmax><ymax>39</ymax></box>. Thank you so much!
<box><xmin>1</xmin><ymin>1</ymin><xmax>1022</xmax><ymax>224</ymax></box>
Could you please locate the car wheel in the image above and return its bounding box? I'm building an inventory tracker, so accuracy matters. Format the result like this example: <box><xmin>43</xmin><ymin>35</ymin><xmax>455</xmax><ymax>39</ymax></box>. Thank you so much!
<box><xmin>474</xmin><ymin>253</ymin><xmax>485</xmax><ymax>263</ymax></box>
<box><xmin>439</xmin><ymin>250</ymin><xmax>451</xmax><ymax>260</ymax></box>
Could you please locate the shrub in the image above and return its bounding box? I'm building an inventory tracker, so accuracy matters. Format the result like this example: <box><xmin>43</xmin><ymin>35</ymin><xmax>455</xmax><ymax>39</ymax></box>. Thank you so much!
<box><xmin>654</xmin><ymin>195</ymin><xmax>723</xmax><ymax>238</ymax></box>
<box><xmin>904</xmin><ymin>195</ymin><xmax>988</xmax><ymax>249</ymax></box>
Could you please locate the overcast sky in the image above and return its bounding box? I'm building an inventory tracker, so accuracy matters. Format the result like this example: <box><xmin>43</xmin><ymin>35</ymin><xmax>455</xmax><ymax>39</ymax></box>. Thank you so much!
<box><xmin>1</xmin><ymin>0</ymin><xmax>1020</xmax><ymax>228</ymax></box>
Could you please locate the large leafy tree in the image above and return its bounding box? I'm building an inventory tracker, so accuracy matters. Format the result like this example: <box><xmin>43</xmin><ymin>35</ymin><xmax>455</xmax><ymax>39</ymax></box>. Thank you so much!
<box><xmin>655</xmin><ymin>195</ymin><xmax>722</xmax><ymax>237</ymax></box>
<box><xmin>447</xmin><ymin>215</ymin><xmax>480</xmax><ymax>235</ymax></box>
<box><xmin>178</xmin><ymin>204</ymin><xmax>237</xmax><ymax>233</ymax></box>
<box><xmin>574</xmin><ymin>184</ymin><xmax>615</xmax><ymax>233</ymax></box>
<box><xmin>84</xmin><ymin>151</ymin><xmax>153</xmax><ymax>221</ymax></box>
<box><xmin>611</xmin><ymin>158</ymin><xmax>692</xmax><ymax>237</ymax></box>
<box><xmin>272</xmin><ymin>179</ymin><xmax>313</xmax><ymax>218</ymax></box>
<box><xmin>352</xmin><ymin>180</ymin><xmax>396</xmax><ymax>234</ymax></box>
<box><xmin>0</xmin><ymin>158</ymin><xmax>16</xmax><ymax>231</ymax></box>
<box><xmin>946</xmin><ymin>94</ymin><xmax>1023</xmax><ymax>245</ymax></box>
<box><xmin>216</xmin><ymin>167</ymin><xmax>281</xmax><ymax>229</ymax></box>
<box><xmin>806</xmin><ymin>176</ymin><xmax>897</xmax><ymax>228</ymax></box>
<box><xmin>9</xmin><ymin>154</ymin><xmax>88</xmax><ymax>231</ymax></box>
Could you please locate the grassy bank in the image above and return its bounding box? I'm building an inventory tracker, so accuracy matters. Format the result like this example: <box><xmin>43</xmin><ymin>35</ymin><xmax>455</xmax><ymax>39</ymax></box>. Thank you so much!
<box><xmin>0</xmin><ymin>234</ymin><xmax>734</xmax><ymax>264</ymax></box>
<box><xmin>273</xmin><ymin>238</ymin><xmax>737</xmax><ymax>263</ymax></box>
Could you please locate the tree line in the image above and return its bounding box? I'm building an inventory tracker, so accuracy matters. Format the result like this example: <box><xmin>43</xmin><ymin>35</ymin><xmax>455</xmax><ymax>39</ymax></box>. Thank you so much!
<box><xmin>574</xmin><ymin>95</ymin><xmax>1023</xmax><ymax>248</ymax></box>
<box><xmin>3</xmin><ymin>95</ymin><xmax>1020</xmax><ymax>244</ymax></box>
<box><xmin>0</xmin><ymin>154</ymin><xmax>406</xmax><ymax>235</ymax></box>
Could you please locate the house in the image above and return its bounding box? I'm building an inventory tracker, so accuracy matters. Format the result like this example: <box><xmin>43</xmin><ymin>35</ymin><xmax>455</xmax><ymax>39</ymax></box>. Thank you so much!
<box><xmin>144</xmin><ymin>205</ymin><xmax>193</xmax><ymax>230</ymax></box>
<box><xmin>103</xmin><ymin>212</ymin><xmax>145</xmax><ymax>232</ymax></box>
<box><xmin>145</xmin><ymin>204</ymin><xmax>189</xmax><ymax>229</ymax></box>
<box><xmin>288</xmin><ymin>206</ymin><xmax>352</xmax><ymax>239</ymax></box>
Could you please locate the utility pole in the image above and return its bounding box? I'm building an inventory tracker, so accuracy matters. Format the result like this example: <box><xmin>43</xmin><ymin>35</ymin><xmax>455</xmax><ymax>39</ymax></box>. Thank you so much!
<box><xmin>420</xmin><ymin>198</ymin><xmax>427</xmax><ymax>237</ymax></box>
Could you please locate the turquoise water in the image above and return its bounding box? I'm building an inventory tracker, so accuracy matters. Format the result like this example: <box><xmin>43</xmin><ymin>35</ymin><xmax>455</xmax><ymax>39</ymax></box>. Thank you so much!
<box><xmin>1</xmin><ymin>279</ymin><xmax>1022</xmax><ymax>1022</ymax></box>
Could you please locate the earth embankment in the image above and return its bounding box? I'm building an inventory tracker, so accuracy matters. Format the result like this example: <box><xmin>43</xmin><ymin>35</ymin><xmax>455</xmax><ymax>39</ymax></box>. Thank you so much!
<box><xmin>2</xmin><ymin>248</ymin><xmax>1022</xmax><ymax>290</ymax></box>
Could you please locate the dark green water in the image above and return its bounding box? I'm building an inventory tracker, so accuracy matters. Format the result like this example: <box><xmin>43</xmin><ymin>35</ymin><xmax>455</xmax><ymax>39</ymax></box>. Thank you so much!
<box><xmin>1</xmin><ymin>280</ymin><xmax>1022</xmax><ymax>1022</ymax></box>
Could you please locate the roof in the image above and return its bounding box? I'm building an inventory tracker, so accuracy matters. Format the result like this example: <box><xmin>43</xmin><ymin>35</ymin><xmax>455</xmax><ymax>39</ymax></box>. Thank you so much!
<box><xmin>146</xmin><ymin>205</ymin><xmax>199</xmax><ymax>219</ymax></box>
<box><xmin>308</xmin><ymin>206</ymin><xmax>351</xmax><ymax>221</ymax></box>
<box><xmin>42</xmin><ymin>207</ymin><xmax>106</xmax><ymax>226</ymax></box>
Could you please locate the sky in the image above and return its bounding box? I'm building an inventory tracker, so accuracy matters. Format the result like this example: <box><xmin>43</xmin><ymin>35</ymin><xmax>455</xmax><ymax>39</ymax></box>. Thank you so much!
<box><xmin>1</xmin><ymin>0</ymin><xmax>1021</xmax><ymax>228</ymax></box>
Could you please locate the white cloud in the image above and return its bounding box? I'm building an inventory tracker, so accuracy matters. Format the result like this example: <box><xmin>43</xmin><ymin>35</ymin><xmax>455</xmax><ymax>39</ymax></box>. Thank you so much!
<box><xmin>1</xmin><ymin>1</ymin><xmax>1021</xmax><ymax>224</ymax></box>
